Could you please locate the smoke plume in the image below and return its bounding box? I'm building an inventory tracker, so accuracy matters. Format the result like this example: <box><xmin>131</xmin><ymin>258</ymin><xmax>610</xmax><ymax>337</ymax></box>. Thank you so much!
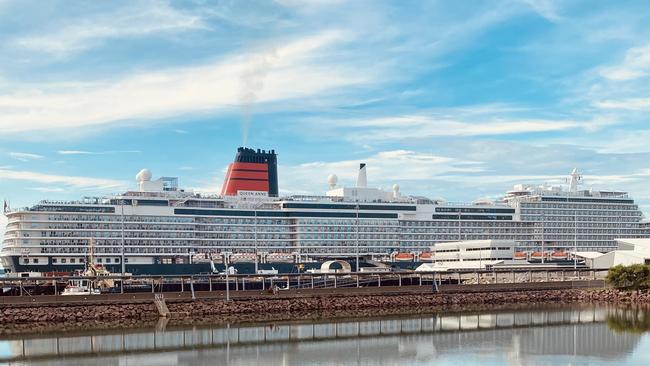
<box><xmin>239</xmin><ymin>50</ymin><xmax>277</xmax><ymax>146</ymax></box>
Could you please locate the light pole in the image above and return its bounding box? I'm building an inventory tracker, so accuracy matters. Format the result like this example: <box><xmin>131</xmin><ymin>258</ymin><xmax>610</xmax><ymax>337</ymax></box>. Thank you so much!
<box><xmin>121</xmin><ymin>199</ymin><xmax>126</xmax><ymax>275</ymax></box>
<box><xmin>253</xmin><ymin>201</ymin><xmax>265</xmax><ymax>275</ymax></box>
<box><xmin>574</xmin><ymin>211</ymin><xmax>577</xmax><ymax>270</ymax></box>
<box><xmin>458</xmin><ymin>211</ymin><xmax>461</xmax><ymax>241</ymax></box>
<box><xmin>356</xmin><ymin>203</ymin><xmax>360</xmax><ymax>272</ymax></box>
<box><xmin>225</xmin><ymin>254</ymin><xmax>230</xmax><ymax>301</ymax></box>
<box><xmin>541</xmin><ymin>214</ymin><xmax>545</xmax><ymax>264</ymax></box>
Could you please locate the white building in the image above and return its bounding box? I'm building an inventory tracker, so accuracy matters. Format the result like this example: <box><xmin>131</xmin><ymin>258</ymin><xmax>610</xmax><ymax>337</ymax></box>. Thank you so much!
<box><xmin>416</xmin><ymin>239</ymin><xmax>515</xmax><ymax>271</ymax></box>
<box><xmin>574</xmin><ymin>238</ymin><xmax>650</xmax><ymax>268</ymax></box>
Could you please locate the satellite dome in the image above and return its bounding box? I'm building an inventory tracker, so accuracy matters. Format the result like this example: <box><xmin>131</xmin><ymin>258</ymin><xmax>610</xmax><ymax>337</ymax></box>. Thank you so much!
<box><xmin>136</xmin><ymin>169</ymin><xmax>152</xmax><ymax>182</ymax></box>
<box><xmin>327</xmin><ymin>174</ymin><xmax>338</xmax><ymax>186</ymax></box>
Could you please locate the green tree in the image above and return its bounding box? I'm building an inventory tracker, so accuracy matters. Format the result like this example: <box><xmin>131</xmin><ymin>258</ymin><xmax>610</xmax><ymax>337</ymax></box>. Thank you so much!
<box><xmin>606</xmin><ymin>264</ymin><xmax>650</xmax><ymax>292</ymax></box>
<box><xmin>606</xmin><ymin>265</ymin><xmax>629</xmax><ymax>289</ymax></box>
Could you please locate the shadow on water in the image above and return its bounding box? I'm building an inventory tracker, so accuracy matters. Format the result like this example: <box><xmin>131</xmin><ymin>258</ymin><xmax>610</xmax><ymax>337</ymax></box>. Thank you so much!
<box><xmin>0</xmin><ymin>304</ymin><xmax>647</xmax><ymax>366</ymax></box>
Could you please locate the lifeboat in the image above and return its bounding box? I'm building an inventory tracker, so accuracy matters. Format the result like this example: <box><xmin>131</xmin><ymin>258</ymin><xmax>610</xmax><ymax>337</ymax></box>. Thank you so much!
<box><xmin>419</xmin><ymin>252</ymin><xmax>433</xmax><ymax>261</ymax></box>
<box><xmin>514</xmin><ymin>252</ymin><xmax>527</xmax><ymax>260</ymax></box>
<box><xmin>191</xmin><ymin>253</ymin><xmax>210</xmax><ymax>263</ymax></box>
<box><xmin>394</xmin><ymin>252</ymin><xmax>415</xmax><ymax>262</ymax></box>
<box><xmin>266</xmin><ymin>253</ymin><xmax>294</xmax><ymax>263</ymax></box>
<box><xmin>530</xmin><ymin>251</ymin><xmax>544</xmax><ymax>261</ymax></box>
<box><xmin>551</xmin><ymin>251</ymin><xmax>568</xmax><ymax>260</ymax></box>
<box><xmin>229</xmin><ymin>253</ymin><xmax>257</xmax><ymax>263</ymax></box>
<box><xmin>209</xmin><ymin>253</ymin><xmax>224</xmax><ymax>263</ymax></box>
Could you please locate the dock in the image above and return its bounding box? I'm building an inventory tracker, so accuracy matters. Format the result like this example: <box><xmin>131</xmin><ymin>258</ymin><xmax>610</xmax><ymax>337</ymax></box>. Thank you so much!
<box><xmin>0</xmin><ymin>268</ymin><xmax>608</xmax><ymax>306</ymax></box>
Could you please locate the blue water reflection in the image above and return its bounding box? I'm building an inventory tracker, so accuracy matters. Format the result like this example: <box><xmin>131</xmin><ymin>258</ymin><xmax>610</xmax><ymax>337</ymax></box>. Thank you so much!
<box><xmin>2</xmin><ymin>306</ymin><xmax>650</xmax><ymax>365</ymax></box>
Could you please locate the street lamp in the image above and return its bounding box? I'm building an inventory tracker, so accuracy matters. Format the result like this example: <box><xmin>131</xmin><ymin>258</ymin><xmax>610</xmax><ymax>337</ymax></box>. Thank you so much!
<box><xmin>541</xmin><ymin>214</ymin><xmax>545</xmax><ymax>264</ymax></box>
<box><xmin>356</xmin><ymin>203</ymin><xmax>360</xmax><ymax>272</ymax></box>
<box><xmin>574</xmin><ymin>211</ymin><xmax>578</xmax><ymax>270</ymax></box>
<box><xmin>458</xmin><ymin>211</ymin><xmax>461</xmax><ymax>241</ymax></box>
<box><xmin>225</xmin><ymin>253</ymin><xmax>230</xmax><ymax>301</ymax></box>
<box><xmin>253</xmin><ymin>201</ymin><xmax>265</xmax><ymax>275</ymax></box>
<box><xmin>121</xmin><ymin>199</ymin><xmax>126</xmax><ymax>275</ymax></box>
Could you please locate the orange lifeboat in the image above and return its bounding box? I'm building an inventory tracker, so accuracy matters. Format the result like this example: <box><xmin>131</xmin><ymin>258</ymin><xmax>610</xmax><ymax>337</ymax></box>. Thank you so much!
<box><xmin>551</xmin><ymin>251</ymin><xmax>568</xmax><ymax>260</ymax></box>
<box><xmin>394</xmin><ymin>252</ymin><xmax>415</xmax><ymax>262</ymax></box>
<box><xmin>530</xmin><ymin>251</ymin><xmax>544</xmax><ymax>260</ymax></box>
<box><xmin>514</xmin><ymin>252</ymin><xmax>527</xmax><ymax>260</ymax></box>
<box><xmin>419</xmin><ymin>252</ymin><xmax>433</xmax><ymax>261</ymax></box>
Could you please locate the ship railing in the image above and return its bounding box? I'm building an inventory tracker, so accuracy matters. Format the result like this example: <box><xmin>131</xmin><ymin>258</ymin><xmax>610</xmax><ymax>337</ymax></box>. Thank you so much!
<box><xmin>443</xmin><ymin>201</ymin><xmax>511</xmax><ymax>207</ymax></box>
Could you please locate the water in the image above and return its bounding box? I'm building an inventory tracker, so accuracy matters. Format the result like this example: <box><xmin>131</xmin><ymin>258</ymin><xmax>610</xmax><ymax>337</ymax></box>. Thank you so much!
<box><xmin>2</xmin><ymin>305</ymin><xmax>650</xmax><ymax>365</ymax></box>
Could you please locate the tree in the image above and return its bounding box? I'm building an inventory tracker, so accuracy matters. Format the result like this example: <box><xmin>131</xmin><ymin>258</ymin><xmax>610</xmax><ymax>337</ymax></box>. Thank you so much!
<box><xmin>606</xmin><ymin>264</ymin><xmax>650</xmax><ymax>292</ymax></box>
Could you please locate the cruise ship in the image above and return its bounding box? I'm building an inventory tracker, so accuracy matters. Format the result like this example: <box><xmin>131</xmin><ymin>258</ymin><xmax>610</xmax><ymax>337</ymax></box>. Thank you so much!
<box><xmin>1</xmin><ymin>147</ymin><xmax>646</xmax><ymax>275</ymax></box>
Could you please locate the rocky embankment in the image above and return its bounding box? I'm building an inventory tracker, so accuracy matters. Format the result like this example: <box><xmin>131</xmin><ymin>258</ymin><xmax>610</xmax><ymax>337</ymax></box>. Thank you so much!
<box><xmin>1</xmin><ymin>288</ymin><xmax>648</xmax><ymax>335</ymax></box>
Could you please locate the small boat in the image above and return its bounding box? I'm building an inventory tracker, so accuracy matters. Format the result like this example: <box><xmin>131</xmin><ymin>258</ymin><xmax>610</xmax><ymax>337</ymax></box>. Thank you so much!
<box><xmin>394</xmin><ymin>252</ymin><xmax>415</xmax><ymax>262</ymax></box>
<box><xmin>266</xmin><ymin>253</ymin><xmax>294</xmax><ymax>263</ymax></box>
<box><xmin>514</xmin><ymin>252</ymin><xmax>527</xmax><ymax>260</ymax></box>
<box><xmin>530</xmin><ymin>251</ymin><xmax>544</xmax><ymax>260</ymax></box>
<box><xmin>62</xmin><ymin>279</ymin><xmax>101</xmax><ymax>296</ymax></box>
<box><xmin>419</xmin><ymin>252</ymin><xmax>433</xmax><ymax>261</ymax></box>
<box><xmin>229</xmin><ymin>253</ymin><xmax>257</xmax><ymax>263</ymax></box>
<box><xmin>551</xmin><ymin>251</ymin><xmax>568</xmax><ymax>260</ymax></box>
<box><xmin>61</xmin><ymin>238</ymin><xmax>115</xmax><ymax>295</ymax></box>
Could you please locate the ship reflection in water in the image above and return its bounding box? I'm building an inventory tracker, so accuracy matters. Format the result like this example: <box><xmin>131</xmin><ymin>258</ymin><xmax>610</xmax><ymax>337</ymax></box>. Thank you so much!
<box><xmin>2</xmin><ymin>306</ymin><xmax>650</xmax><ymax>366</ymax></box>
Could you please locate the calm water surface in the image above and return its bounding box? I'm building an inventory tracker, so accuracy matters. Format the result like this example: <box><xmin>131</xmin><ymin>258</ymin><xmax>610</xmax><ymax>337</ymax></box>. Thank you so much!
<box><xmin>2</xmin><ymin>305</ymin><xmax>650</xmax><ymax>366</ymax></box>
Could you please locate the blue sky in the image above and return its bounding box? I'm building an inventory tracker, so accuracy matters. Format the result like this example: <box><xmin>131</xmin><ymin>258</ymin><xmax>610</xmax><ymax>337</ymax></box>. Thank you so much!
<box><xmin>2</xmin><ymin>0</ymin><xmax>650</xmax><ymax>230</ymax></box>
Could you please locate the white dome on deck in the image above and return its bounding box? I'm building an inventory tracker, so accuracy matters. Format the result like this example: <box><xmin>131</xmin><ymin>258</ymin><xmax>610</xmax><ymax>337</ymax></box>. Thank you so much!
<box><xmin>327</xmin><ymin>174</ymin><xmax>338</xmax><ymax>189</ymax></box>
<box><xmin>136</xmin><ymin>169</ymin><xmax>152</xmax><ymax>182</ymax></box>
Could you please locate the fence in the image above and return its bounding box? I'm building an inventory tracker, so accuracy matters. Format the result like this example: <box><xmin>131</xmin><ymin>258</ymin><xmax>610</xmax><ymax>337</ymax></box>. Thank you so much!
<box><xmin>0</xmin><ymin>268</ymin><xmax>610</xmax><ymax>298</ymax></box>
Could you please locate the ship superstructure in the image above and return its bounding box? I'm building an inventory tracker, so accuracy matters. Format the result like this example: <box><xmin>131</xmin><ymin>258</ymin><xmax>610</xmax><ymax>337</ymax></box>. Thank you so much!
<box><xmin>0</xmin><ymin>147</ymin><xmax>645</xmax><ymax>274</ymax></box>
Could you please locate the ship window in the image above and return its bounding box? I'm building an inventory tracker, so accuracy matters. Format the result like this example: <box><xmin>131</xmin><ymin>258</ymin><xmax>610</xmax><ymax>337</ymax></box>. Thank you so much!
<box><xmin>32</xmin><ymin>258</ymin><xmax>38</xmax><ymax>264</ymax></box>
<box><xmin>61</xmin><ymin>258</ymin><xmax>67</xmax><ymax>263</ymax></box>
<box><xmin>70</xmin><ymin>258</ymin><xmax>75</xmax><ymax>263</ymax></box>
<box><xmin>52</xmin><ymin>258</ymin><xmax>58</xmax><ymax>264</ymax></box>
<box><xmin>106</xmin><ymin>258</ymin><xmax>111</xmax><ymax>263</ymax></box>
<box><xmin>97</xmin><ymin>258</ymin><xmax>102</xmax><ymax>263</ymax></box>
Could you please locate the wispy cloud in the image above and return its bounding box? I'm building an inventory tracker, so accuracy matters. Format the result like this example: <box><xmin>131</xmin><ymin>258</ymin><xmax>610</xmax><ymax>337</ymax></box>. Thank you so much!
<box><xmin>0</xmin><ymin>30</ymin><xmax>365</xmax><ymax>136</ymax></box>
<box><xmin>28</xmin><ymin>187</ymin><xmax>66</xmax><ymax>193</ymax></box>
<box><xmin>594</xmin><ymin>98</ymin><xmax>650</xmax><ymax>110</ymax></box>
<box><xmin>14</xmin><ymin>0</ymin><xmax>207</xmax><ymax>55</ymax></box>
<box><xmin>57</xmin><ymin>150</ymin><xmax>142</xmax><ymax>155</ymax></box>
<box><xmin>314</xmin><ymin>112</ymin><xmax>608</xmax><ymax>142</ymax></box>
<box><xmin>9</xmin><ymin>152</ymin><xmax>44</xmax><ymax>162</ymax></box>
<box><xmin>279</xmin><ymin>150</ymin><xmax>483</xmax><ymax>195</ymax></box>
<box><xmin>599</xmin><ymin>43</ymin><xmax>650</xmax><ymax>81</ymax></box>
<box><xmin>0</xmin><ymin>169</ymin><xmax>126</xmax><ymax>190</ymax></box>
<box><xmin>521</xmin><ymin>0</ymin><xmax>563</xmax><ymax>22</ymax></box>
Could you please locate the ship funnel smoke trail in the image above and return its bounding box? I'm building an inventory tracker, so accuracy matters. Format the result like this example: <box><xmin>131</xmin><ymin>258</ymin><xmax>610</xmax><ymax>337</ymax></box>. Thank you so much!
<box><xmin>238</xmin><ymin>50</ymin><xmax>277</xmax><ymax>146</ymax></box>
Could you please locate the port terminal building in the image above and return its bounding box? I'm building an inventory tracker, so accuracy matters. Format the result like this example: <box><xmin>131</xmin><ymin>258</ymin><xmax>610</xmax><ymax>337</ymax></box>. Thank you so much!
<box><xmin>574</xmin><ymin>238</ymin><xmax>650</xmax><ymax>268</ymax></box>
<box><xmin>415</xmin><ymin>239</ymin><xmax>516</xmax><ymax>271</ymax></box>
